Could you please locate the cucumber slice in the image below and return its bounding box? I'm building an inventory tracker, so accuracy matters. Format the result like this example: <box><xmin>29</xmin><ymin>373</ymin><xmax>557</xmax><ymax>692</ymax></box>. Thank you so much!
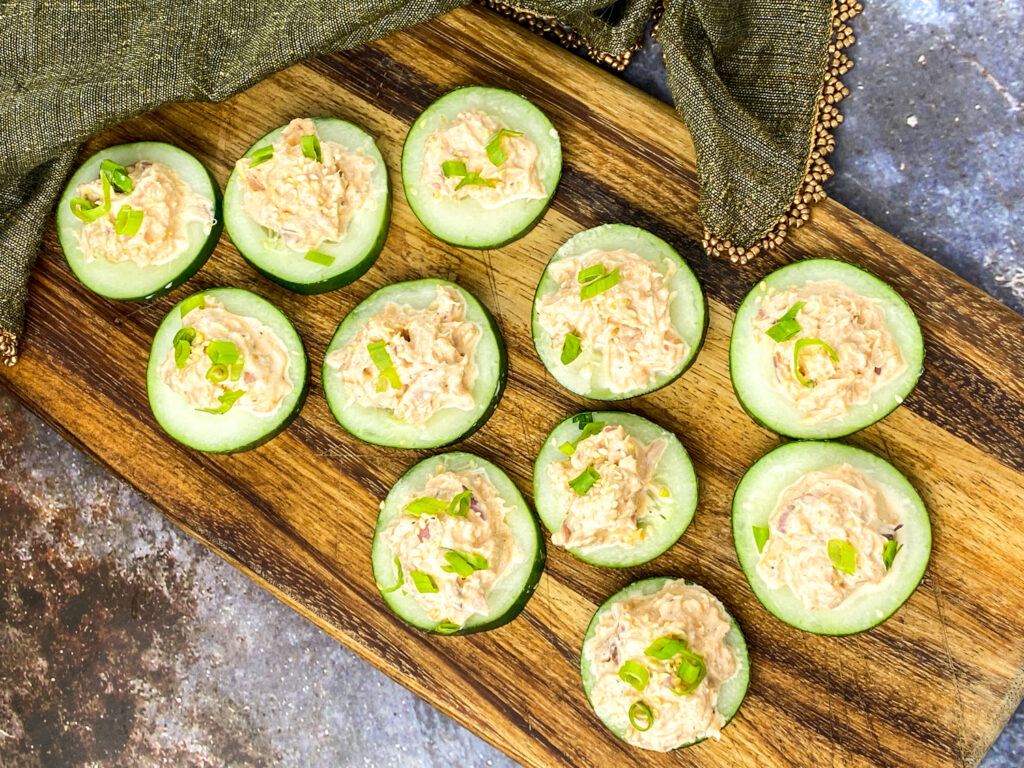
<box><xmin>146</xmin><ymin>287</ymin><xmax>309</xmax><ymax>453</ymax></box>
<box><xmin>401</xmin><ymin>86</ymin><xmax>561</xmax><ymax>248</ymax></box>
<box><xmin>322</xmin><ymin>279</ymin><xmax>506</xmax><ymax>449</ymax></box>
<box><xmin>730</xmin><ymin>259</ymin><xmax>924</xmax><ymax>439</ymax></box>
<box><xmin>56</xmin><ymin>142</ymin><xmax>222</xmax><ymax>301</ymax></box>
<box><xmin>732</xmin><ymin>441</ymin><xmax>931</xmax><ymax>635</ymax></box>
<box><xmin>223</xmin><ymin>118</ymin><xmax>391</xmax><ymax>294</ymax></box>
<box><xmin>533</xmin><ymin>412</ymin><xmax>697</xmax><ymax>567</ymax></box>
<box><xmin>371</xmin><ymin>452</ymin><xmax>545</xmax><ymax>634</ymax></box>
<box><xmin>581</xmin><ymin>577</ymin><xmax>750</xmax><ymax>750</ymax></box>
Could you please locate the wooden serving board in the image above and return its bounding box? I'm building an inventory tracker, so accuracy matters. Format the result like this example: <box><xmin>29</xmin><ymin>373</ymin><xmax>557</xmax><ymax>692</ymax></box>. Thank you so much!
<box><xmin>4</xmin><ymin>6</ymin><xmax>1024</xmax><ymax>767</ymax></box>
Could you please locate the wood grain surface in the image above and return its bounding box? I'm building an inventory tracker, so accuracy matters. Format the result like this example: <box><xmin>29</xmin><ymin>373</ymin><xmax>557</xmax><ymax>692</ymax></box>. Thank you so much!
<box><xmin>4</xmin><ymin>6</ymin><xmax>1024</xmax><ymax>767</ymax></box>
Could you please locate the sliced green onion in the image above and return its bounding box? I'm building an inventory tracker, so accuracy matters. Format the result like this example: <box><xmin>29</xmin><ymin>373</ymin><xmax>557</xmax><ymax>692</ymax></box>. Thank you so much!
<box><xmin>644</xmin><ymin>636</ymin><xmax>687</xmax><ymax>661</ymax></box>
<box><xmin>114</xmin><ymin>205</ymin><xmax>144</xmax><ymax>236</ymax></box>
<box><xmin>300</xmin><ymin>134</ymin><xmax>322</xmax><ymax>162</ymax></box>
<box><xmin>305</xmin><ymin>249</ymin><xmax>335</xmax><ymax>266</ymax></box>
<box><xmin>173</xmin><ymin>327</ymin><xmax>196</xmax><ymax>345</ymax></box>
<box><xmin>367</xmin><ymin>340</ymin><xmax>394</xmax><ymax>371</ymax></box>
<box><xmin>441</xmin><ymin>159</ymin><xmax>467</xmax><ymax>178</ymax></box>
<box><xmin>752</xmin><ymin>525</ymin><xmax>770</xmax><ymax>553</ymax></box>
<box><xmin>454</xmin><ymin>171</ymin><xmax>496</xmax><ymax>191</ymax></box>
<box><xmin>380</xmin><ymin>557</ymin><xmax>404</xmax><ymax>594</ymax></box>
<box><xmin>484</xmin><ymin>128</ymin><xmax>522</xmax><ymax>166</ymax></box>
<box><xmin>577</xmin><ymin>263</ymin><xmax>606</xmax><ymax>284</ymax></box>
<box><xmin>557</xmin><ymin>441</ymin><xmax>575</xmax><ymax>457</ymax></box>
<box><xmin>69</xmin><ymin>197</ymin><xmax>107</xmax><ymax>223</ymax></box>
<box><xmin>560</xmin><ymin>332</ymin><xmax>581</xmax><ymax>365</ymax></box>
<box><xmin>671</xmin><ymin>648</ymin><xmax>707</xmax><ymax>695</ymax></box>
<box><xmin>101</xmin><ymin>169</ymin><xmax>112</xmax><ymax>208</ymax></box>
<box><xmin>793</xmin><ymin>337</ymin><xmax>840</xmax><ymax>388</ymax></box>
<box><xmin>100</xmin><ymin>159</ymin><xmax>133</xmax><ymax>194</ymax></box>
<box><xmin>249</xmin><ymin>145</ymin><xmax>274</xmax><ymax>167</ymax></box>
<box><xmin>559</xmin><ymin>420</ymin><xmax>607</xmax><ymax>458</ymax></box>
<box><xmin>435</xmin><ymin>621</ymin><xmax>462</xmax><ymax>634</ymax></box>
<box><xmin>447</xmin><ymin>489</ymin><xmax>471</xmax><ymax>517</ymax></box>
<box><xmin>628</xmin><ymin>701</ymin><xmax>653</xmax><ymax>732</ymax></box>
<box><xmin>617</xmin><ymin>660</ymin><xmax>649</xmax><ymax>692</ymax></box>
<box><xmin>229</xmin><ymin>359</ymin><xmax>245</xmax><ymax>382</ymax></box>
<box><xmin>441</xmin><ymin>549</ymin><xmax>489</xmax><ymax>578</ymax></box>
<box><xmin>179</xmin><ymin>294</ymin><xmax>206</xmax><ymax>318</ymax></box>
<box><xmin>206</xmin><ymin>340</ymin><xmax>240</xmax><ymax>365</ymax></box>
<box><xmin>571</xmin><ymin>412</ymin><xmax>594</xmax><ymax>428</ymax></box>
<box><xmin>883</xmin><ymin>538</ymin><xmax>903</xmax><ymax>570</ymax></box>
<box><xmin>568</xmin><ymin>466</ymin><xmax>600</xmax><ymax>495</ymax></box>
<box><xmin>205</xmin><ymin>363</ymin><xmax>228</xmax><ymax>383</ymax></box>
<box><xmin>409</xmin><ymin>570</ymin><xmax>438</xmax><ymax>594</ymax></box>
<box><xmin>579</xmin><ymin>268</ymin><xmax>620</xmax><ymax>300</ymax></box>
<box><xmin>827</xmin><ymin>538</ymin><xmax>856</xmax><ymax>575</ymax></box>
<box><xmin>765</xmin><ymin>301</ymin><xmax>806</xmax><ymax>342</ymax></box>
<box><xmin>405</xmin><ymin>497</ymin><xmax>449</xmax><ymax>517</ymax></box>
<box><xmin>173</xmin><ymin>340</ymin><xmax>192</xmax><ymax>369</ymax></box>
<box><xmin>201</xmin><ymin>388</ymin><xmax>245</xmax><ymax>414</ymax></box>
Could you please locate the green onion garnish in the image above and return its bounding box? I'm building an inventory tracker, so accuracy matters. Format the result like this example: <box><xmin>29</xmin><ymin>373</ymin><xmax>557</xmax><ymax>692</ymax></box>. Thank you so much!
<box><xmin>454</xmin><ymin>172</ymin><xmax>496</xmax><ymax>191</ymax></box>
<box><xmin>114</xmin><ymin>205</ymin><xmax>144</xmax><ymax>236</ymax></box>
<box><xmin>617</xmin><ymin>660</ymin><xmax>649</xmax><ymax>692</ymax></box>
<box><xmin>568</xmin><ymin>466</ymin><xmax>600</xmax><ymax>495</ymax></box>
<box><xmin>572</xmin><ymin>412</ymin><xmax>594</xmax><ymax>427</ymax></box>
<box><xmin>557</xmin><ymin>442</ymin><xmax>575</xmax><ymax>457</ymax></box>
<box><xmin>206</xmin><ymin>340</ymin><xmax>240</xmax><ymax>365</ymax></box>
<box><xmin>179</xmin><ymin>294</ymin><xmax>206</xmax><ymax>318</ymax></box>
<box><xmin>410</xmin><ymin>570</ymin><xmax>438</xmax><ymax>594</ymax></box>
<box><xmin>249</xmin><ymin>145</ymin><xmax>274</xmax><ymax>167</ymax></box>
<box><xmin>793</xmin><ymin>337</ymin><xmax>839</xmax><ymax>388</ymax></box>
<box><xmin>644</xmin><ymin>636</ymin><xmax>686</xmax><ymax>660</ymax></box>
<box><xmin>579</xmin><ymin>268</ymin><xmax>620</xmax><ymax>300</ymax></box>
<box><xmin>447</xmin><ymin>489</ymin><xmax>471</xmax><ymax>517</ymax></box>
<box><xmin>577</xmin><ymin>263</ymin><xmax>606</xmax><ymax>284</ymax></box>
<box><xmin>560</xmin><ymin>332</ymin><xmax>581</xmax><ymax>365</ymax></box>
<box><xmin>671</xmin><ymin>648</ymin><xmax>707</xmax><ymax>695</ymax></box>
<box><xmin>405</xmin><ymin>497</ymin><xmax>449</xmax><ymax>517</ymax></box>
<box><xmin>578</xmin><ymin>421</ymin><xmax>605</xmax><ymax>442</ymax></box>
<box><xmin>172</xmin><ymin>327</ymin><xmax>196</xmax><ymax>369</ymax></box>
<box><xmin>229</xmin><ymin>359</ymin><xmax>245</xmax><ymax>382</ymax></box>
<box><xmin>628</xmin><ymin>701</ymin><xmax>653</xmax><ymax>732</ymax></box>
<box><xmin>484</xmin><ymin>128</ymin><xmax>522</xmax><ymax>166</ymax></box>
<box><xmin>172</xmin><ymin>327</ymin><xmax>196</xmax><ymax>345</ymax></box>
<box><xmin>441</xmin><ymin>159</ymin><xmax>467</xmax><ymax>178</ymax></box>
<box><xmin>367</xmin><ymin>340</ymin><xmax>401</xmax><ymax>390</ymax></box>
<box><xmin>305</xmin><ymin>250</ymin><xmax>334</xmax><ymax>266</ymax></box>
<box><xmin>827</xmin><ymin>538</ymin><xmax>856</xmax><ymax>575</ymax></box>
<box><xmin>558</xmin><ymin>420</ymin><xmax>607</xmax><ymax>458</ymax></box>
<box><xmin>300</xmin><ymin>134</ymin><xmax>322</xmax><ymax>162</ymax></box>
<box><xmin>100</xmin><ymin>159</ymin><xmax>133</xmax><ymax>194</ymax></box>
<box><xmin>436</xmin><ymin>621</ymin><xmax>461</xmax><ymax>634</ymax></box>
<box><xmin>752</xmin><ymin>525</ymin><xmax>770</xmax><ymax>553</ymax></box>
<box><xmin>205</xmin><ymin>363</ymin><xmax>229</xmax><ymax>383</ymax></box>
<box><xmin>883</xmin><ymin>538</ymin><xmax>902</xmax><ymax>570</ymax></box>
<box><xmin>380</xmin><ymin>557</ymin><xmax>404</xmax><ymax>594</ymax></box>
<box><xmin>69</xmin><ymin>197</ymin><xmax>107</xmax><ymax>223</ymax></box>
<box><xmin>765</xmin><ymin>301</ymin><xmax>806</xmax><ymax>342</ymax></box>
<box><xmin>441</xmin><ymin>550</ymin><xmax>489</xmax><ymax>578</ymax></box>
<box><xmin>201</xmin><ymin>388</ymin><xmax>245</xmax><ymax>414</ymax></box>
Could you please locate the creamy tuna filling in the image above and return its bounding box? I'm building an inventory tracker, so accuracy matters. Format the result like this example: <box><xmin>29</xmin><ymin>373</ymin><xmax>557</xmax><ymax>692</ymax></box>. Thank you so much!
<box><xmin>381</xmin><ymin>468</ymin><xmax>523</xmax><ymax>626</ymax></box>
<box><xmin>75</xmin><ymin>161</ymin><xmax>214</xmax><ymax>268</ymax></box>
<box><xmin>752</xmin><ymin>280</ymin><xmax>905</xmax><ymax>423</ymax></box>
<box><xmin>756</xmin><ymin>463</ymin><xmax>899</xmax><ymax>611</ymax></box>
<box><xmin>420</xmin><ymin>109</ymin><xmax>546</xmax><ymax>208</ymax></box>
<box><xmin>584</xmin><ymin>581</ymin><xmax>738</xmax><ymax>751</ymax></box>
<box><xmin>158</xmin><ymin>297</ymin><xmax>292</xmax><ymax>415</ymax></box>
<box><xmin>536</xmin><ymin>249</ymin><xmax>686</xmax><ymax>393</ymax></box>
<box><xmin>235</xmin><ymin>117</ymin><xmax>375</xmax><ymax>252</ymax></box>
<box><xmin>547</xmin><ymin>424</ymin><xmax>666</xmax><ymax>551</ymax></box>
<box><xmin>325</xmin><ymin>285</ymin><xmax>480</xmax><ymax>425</ymax></box>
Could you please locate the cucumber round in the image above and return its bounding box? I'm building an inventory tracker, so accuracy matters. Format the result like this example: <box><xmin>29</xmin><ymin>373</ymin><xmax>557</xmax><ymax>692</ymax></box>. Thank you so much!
<box><xmin>732</xmin><ymin>441</ymin><xmax>931</xmax><ymax>635</ymax></box>
<box><xmin>371</xmin><ymin>452</ymin><xmax>545</xmax><ymax>635</ymax></box>
<box><xmin>581</xmin><ymin>577</ymin><xmax>750</xmax><ymax>750</ymax></box>
<box><xmin>533</xmin><ymin>412</ymin><xmax>697</xmax><ymax>567</ymax></box>
<box><xmin>146</xmin><ymin>287</ymin><xmax>308</xmax><ymax>453</ymax></box>
<box><xmin>531</xmin><ymin>224</ymin><xmax>707</xmax><ymax>400</ymax></box>
<box><xmin>56</xmin><ymin>142</ymin><xmax>222</xmax><ymax>301</ymax></box>
<box><xmin>223</xmin><ymin>118</ymin><xmax>391</xmax><ymax>294</ymax></box>
<box><xmin>322</xmin><ymin>279</ymin><xmax>506</xmax><ymax>449</ymax></box>
<box><xmin>730</xmin><ymin>259</ymin><xmax>924</xmax><ymax>439</ymax></box>
<box><xmin>401</xmin><ymin>86</ymin><xmax>561</xmax><ymax>248</ymax></box>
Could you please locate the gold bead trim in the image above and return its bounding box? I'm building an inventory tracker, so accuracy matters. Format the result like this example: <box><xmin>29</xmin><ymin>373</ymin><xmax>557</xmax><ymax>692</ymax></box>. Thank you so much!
<box><xmin>702</xmin><ymin>0</ymin><xmax>861</xmax><ymax>264</ymax></box>
<box><xmin>1</xmin><ymin>327</ymin><xmax>18</xmax><ymax>367</ymax></box>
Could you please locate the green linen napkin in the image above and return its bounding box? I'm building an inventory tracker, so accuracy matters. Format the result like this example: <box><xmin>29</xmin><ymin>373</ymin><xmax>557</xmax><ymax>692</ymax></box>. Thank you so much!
<box><xmin>0</xmin><ymin>0</ymin><xmax>857</xmax><ymax>365</ymax></box>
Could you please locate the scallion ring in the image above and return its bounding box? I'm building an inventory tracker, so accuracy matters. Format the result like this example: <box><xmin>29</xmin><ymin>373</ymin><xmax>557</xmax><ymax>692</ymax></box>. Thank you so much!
<box><xmin>579</xmin><ymin>268</ymin><xmax>620</xmax><ymax>300</ymax></box>
<box><xmin>300</xmin><ymin>134</ymin><xmax>322</xmax><ymax>162</ymax></box>
<box><xmin>628</xmin><ymin>701</ymin><xmax>654</xmax><ymax>732</ymax></box>
<box><xmin>560</xmin><ymin>332</ymin><xmax>581</xmax><ymax>365</ymax></box>
<box><xmin>793</xmin><ymin>337</ymin><xmax>839</xmax><ymax>388</ymax></box>
<box><xmin>617</xmin><ymin>660</ymin><xmax>649</xmax><ymax>692</ymax></box>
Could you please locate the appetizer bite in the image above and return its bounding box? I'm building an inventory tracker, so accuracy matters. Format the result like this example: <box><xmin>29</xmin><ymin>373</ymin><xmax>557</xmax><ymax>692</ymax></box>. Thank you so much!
<box><xmin>581</xmin><ymin>578</ymin><xmax>749</xmax><ymax>751</ymax></box>
<box><xmin>146</xmin><ymin>288</ymin><xmax>308</xmax><ymax>452</ymax></box>
<box><xmin>402</xmin><ymin>86</ymin><xmax>561</xmax><ymax>247</ymax></box>
<box><xmin>532</xmin><ymin>224</ymin><xmax>706</xmax><ymax>400</ymax></box>
<box><xmin>733</xmin><ymin>441</ymin><xmax>931</xmax><ymax>634</ymax></box>
<box><xmin>224</xmin><ymin>117</ymin><xmax>390</xmax><ymax>294</ymax></box>
<box><xmin>730</xmin><ymin>259</ymin><xmax>923</xmax><ymax>438</ymax></box>
<box><xmin>533</xmin><ymin>412</ymin><xmax>697</xmax><ymax>567</ymax></box>
<box><xmin>371</xmin><ymin>452</ymin><xmax>545</xmax><ymax>635</ymax></box>
<box><xmin>322</xmin><ymin>279</ymin><xmax>505</xmax><ymax>449</ymax></box>
<box><xmin>57</xmin><ymin>143</ymin><xmax>221</xmax><ymax>300</ymax></box>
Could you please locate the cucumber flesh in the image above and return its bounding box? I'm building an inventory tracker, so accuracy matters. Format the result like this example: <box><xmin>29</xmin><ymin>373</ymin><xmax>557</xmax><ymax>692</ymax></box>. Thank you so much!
<box><xmin>532</xmin><ymin>224</ymin><xmax>707</xmax><ymax>400</ymax></box>
<box><xmin>223</xmin><ymin>118</ymin><xmax>391</xmax><ymax>294</ymax></box>
<box><xmin>732</xmin><ymin>440</ymin><xmax>931</xmax><ymax>635</ymax></box>
<box><xmin>146</xmin><ymin>287</ymin><xmax>308</xmax><ymax>453</ymax></box>
<box><xmin>402</xmin><ymin>86</ymin><xmax>561</xmax><ymax>248</ymax></box>
<box><xmin>56</xmin><ymin>142</ymin><xmax>222</xmax><ymax>301</ymax></box>
<box><xmin>533</xmin><ymin>411</ymin><xmax>697</xmax><ymax>567</ymax></box>
<box><xmin>371</xmin><ymin>452</ymin><xmax>545</xmax><ymax>634</ymax></box>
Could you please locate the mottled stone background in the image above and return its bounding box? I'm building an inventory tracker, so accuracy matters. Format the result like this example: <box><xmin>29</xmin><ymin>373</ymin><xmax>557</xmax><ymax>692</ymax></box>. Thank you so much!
<box><xmin>1</xmin><ymin>1</ymin><xmax>1021</xmax><ymax>766</ymax></box>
